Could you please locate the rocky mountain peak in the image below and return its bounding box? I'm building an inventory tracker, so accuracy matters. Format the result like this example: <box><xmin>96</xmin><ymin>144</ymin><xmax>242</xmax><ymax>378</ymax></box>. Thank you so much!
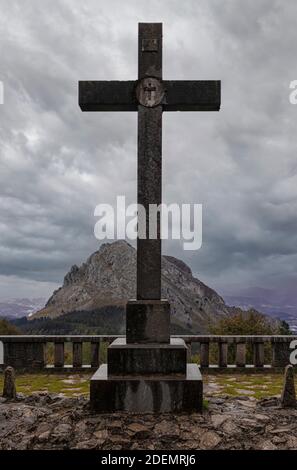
<box><xmin>34</xmin><ymin>240</ymin><xmax>228</xmax><ymax>333</ymax></box>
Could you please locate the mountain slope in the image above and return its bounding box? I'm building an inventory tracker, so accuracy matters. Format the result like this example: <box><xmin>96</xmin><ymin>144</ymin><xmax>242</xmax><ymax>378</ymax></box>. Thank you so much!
<box><xmin>32</xmin><ymin>240</ymin><xmax>229</xmax><ymax>333</ymax></box>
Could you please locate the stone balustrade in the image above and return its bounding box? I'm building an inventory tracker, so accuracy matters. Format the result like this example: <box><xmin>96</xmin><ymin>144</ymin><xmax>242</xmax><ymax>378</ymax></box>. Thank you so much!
<box><xmin>0</xmin><ymin>335</ymin><xmax>296</xmax><ymax>371</ymax></box>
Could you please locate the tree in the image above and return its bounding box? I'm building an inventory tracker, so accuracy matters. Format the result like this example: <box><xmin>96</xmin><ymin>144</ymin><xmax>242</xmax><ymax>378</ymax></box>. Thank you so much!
<box><xmin>207</xmin><ymin>308</ymin><xmax>291</xmax><ymax>364</ymax></box>
<box><xmin>209</xmin><ymin>308</ymin><xmax>290</xmax><ymax>336</ymax></box>
<box><xmin>0</xmin><ymin>318</ymin><xmax>21</xmax><ymax>335</ymax></box>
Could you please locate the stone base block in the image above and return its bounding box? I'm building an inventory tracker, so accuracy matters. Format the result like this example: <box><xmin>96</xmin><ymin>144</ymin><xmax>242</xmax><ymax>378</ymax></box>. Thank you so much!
<box><xmin>108</xmin><ymin>338</ymin><xmax>187</xmax><ymax>376</ymax></box>
<box><xmin>126</xmin><ymin>299</ymin><xmax>170</xmax><ymax>343</ymax></box>
<box><xmin>90</xmin><ymin>363</ymin><xmax>203</xmax><ymax>413</ymax></box>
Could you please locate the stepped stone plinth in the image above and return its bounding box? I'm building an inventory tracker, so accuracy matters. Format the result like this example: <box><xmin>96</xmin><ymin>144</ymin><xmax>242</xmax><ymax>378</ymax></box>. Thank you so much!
<box><xmin>90</xmin><ymin>298</ymin><xmax>203</xmax><ymax>413</ymax></box>
<box><xmin>108</xmin><ymin>337</ymin><xmax>187</xmax><ymax>376</ymax></box>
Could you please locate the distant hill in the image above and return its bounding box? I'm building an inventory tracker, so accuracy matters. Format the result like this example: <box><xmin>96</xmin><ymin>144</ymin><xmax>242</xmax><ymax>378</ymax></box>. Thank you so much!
<box><xmin>0</xmin><ymin>298</ymin><xmax>46</xmax><ymax>319</ymax></box>
<box><xmin>225</xmin><ymin>286</ymin><xmax>297</xmax><ymax>333</ymax></box>
<box><xmin>13</xmin><ymin>306</ymin><xmax>125</xmax><ymax>335</ymax></box>
<box><xmin>31</xmin><ymin>240</ymin><xmax>230</xmax><ymax>334</ymax></box>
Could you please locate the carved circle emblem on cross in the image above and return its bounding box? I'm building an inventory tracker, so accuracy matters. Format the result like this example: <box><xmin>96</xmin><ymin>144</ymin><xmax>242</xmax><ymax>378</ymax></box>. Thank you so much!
<box><xmin>136</xmin><ymin>77</ymin><xmax>164</xmax><ymax>108</ymax></box>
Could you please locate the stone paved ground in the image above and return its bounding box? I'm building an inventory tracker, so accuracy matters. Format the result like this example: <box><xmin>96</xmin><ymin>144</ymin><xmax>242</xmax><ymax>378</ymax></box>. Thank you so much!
<box><xmin>1</xmin><ymin>393</ymin><xmax>297</xmax><ymax>450</ymax></box>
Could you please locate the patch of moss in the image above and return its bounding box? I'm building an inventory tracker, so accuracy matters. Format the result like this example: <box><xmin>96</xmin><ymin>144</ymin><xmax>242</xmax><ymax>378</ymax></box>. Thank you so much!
<box><xmin>0</xmin><ymin>373</ymin><xmax>91</xmax><ymax>397</ymax></box>
<box><xmin>204</xmin><ymin>373</ymin><xmax>285</xmax><ymax>398</ymax></box>
<box><xmin>203</xmin><ymin>399</ymin><xmax>209</xmax><ymax>410</ymax></box>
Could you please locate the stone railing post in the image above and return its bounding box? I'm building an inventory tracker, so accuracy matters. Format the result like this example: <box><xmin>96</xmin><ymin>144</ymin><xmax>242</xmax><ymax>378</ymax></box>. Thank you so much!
<box><xmin>253</xmin><ymin>340</ymin><xmax>264</xmax><ymax>367</ymax></box>
<box><xmin>72</xmin><ymin>341</ymin><xmax>83</xmax><ymax>368</ymax></box>
<box><xmin>200</xmin><ymin>342</ymin><xmax>209</xmax><ymax>367</ymax></box>
<box><xmin>186</xmin><ymin>342</ymin><xmax>192</xmax><ymax>362</ymax></box>
<box><xmin>54</xmin><ymin>341</ymin><xmax>64</xmax><ymax>368</ymax></box>
<box><xmin>218</xmin><ymin>342</ymin><xmax>228</xmax><ymax>368</ymax></box>
<box><xmin>236</xmin><ymin>342</ymin><xmax>246</xmax><ymax>367</ymax></box>
<box><xmin>91</xmin><ymin>341</ymin><xmax>100</xmax><ymax>368</ymax></box>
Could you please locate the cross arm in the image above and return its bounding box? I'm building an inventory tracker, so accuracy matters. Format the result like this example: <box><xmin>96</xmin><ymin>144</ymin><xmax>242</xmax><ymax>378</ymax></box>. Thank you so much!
<box><xmin>79</xmin><ymin>81</ymin><xmax>137</xmax><ymax>111</ymax></box>
<box><xmin>163</xmin><ymin>80</ymin><xmax>221</xmax><ymax>111</ymax></box>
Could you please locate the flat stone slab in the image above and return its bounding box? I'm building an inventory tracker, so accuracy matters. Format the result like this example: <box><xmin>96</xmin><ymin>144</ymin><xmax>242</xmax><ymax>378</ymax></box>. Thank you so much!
<box><xmin>90</xmin><ymin>363</ymin><xmax>203</xmax><ymax>413</ymax></box>
<box><xmin>108</xmin><ymin>337</ymin><xmax>187</xmax><ymax>376</ymax></box>
<box><xmin>126</xmin><ymin>299</ymin><xmax>170</xmax><ymax>344</ymax></box>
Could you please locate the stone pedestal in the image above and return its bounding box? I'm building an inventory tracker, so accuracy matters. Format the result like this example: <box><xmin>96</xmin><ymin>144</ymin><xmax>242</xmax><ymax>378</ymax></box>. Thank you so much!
<box><xmin>126</xmin><ymin>299</ymin><xmax>170</xmax><ymax>343</ymax></box>
<box><xmin>90</xmin><ymin>299</ymin><xmax>203</xmax><ymax>413</ymax></box>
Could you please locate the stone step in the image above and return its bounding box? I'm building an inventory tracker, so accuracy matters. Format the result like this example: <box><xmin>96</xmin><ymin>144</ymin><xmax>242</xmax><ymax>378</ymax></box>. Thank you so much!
<box><xmin>90</xmin><ymin>363</ymin><xmax>203</xmax><ymax>413</ymax></box>
<box><xmin>107</xmin><ymin>337</ymin><xmax>187</xmax><ymax>376</ymax></box>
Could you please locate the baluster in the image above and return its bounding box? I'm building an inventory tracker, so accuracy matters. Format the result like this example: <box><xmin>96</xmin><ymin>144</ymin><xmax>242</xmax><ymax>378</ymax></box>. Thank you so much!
<box><xmin>219</xmin><ymin>342</ymin><xmax>228</xmax><ymax>368</ymax></box>
<box><xmin>73</xmin><ymin>341</ymin><xmax>83</xmax><ymax>368</ymax></box>
<box><xmin>91</xmin><ymin>341</ymin><xmax>100</xmax><ymax>368</ymax></box>
<box><xmin>54</xmin><ymin>342</ymin><xmax>64</xmax><ymax>368</ymax></box>
<box><xmin>253</xmin><ymin>342</ymin><xmax>264</xmax><ymax>367</ymax></box>
<box><xmin>236</xmin><ymin>342</ymin><xmax>246</xmax><ymax>367</ymax></box>
<box><xmin>200</xmin><ymin>342</ymin><xmax>209</xmax><ymax>367</ymax></box>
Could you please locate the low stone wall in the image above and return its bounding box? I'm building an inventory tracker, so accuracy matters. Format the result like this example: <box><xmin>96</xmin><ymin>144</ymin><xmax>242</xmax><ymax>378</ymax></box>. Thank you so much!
<box><xmin>0</xmin><ymin>335</ymin><xmax>296</xmax><ymax>372</ymax></box>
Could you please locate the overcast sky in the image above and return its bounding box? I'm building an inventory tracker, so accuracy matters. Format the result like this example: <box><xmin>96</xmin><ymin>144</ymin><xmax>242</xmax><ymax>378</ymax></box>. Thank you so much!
<box><xmin>1</xmin><ymin>0</ymin><xmax>297</xmax><ymax>300</ymax></box>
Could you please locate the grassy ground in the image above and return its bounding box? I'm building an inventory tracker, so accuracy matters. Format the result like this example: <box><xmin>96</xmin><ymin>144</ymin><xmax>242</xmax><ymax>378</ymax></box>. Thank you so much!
<box><xmin>0</xmin><ymin>372</ymin><xmax>287</xmax><ymax>399</ymax></box>
<box><xmin>204</xmin><ymin>373</ymin><xmax>285</xmax><ymax>399</ymax></box>
<box><xmin>0</xmin><ymin>373</ymin><xmax>91</xmax><ymax>397</ymax></box>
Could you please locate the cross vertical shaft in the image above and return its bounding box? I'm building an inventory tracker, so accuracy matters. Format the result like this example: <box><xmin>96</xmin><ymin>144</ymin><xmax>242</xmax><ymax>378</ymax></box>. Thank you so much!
<box><xmin>137</xmin><ymin>23</ymin><xmax>162</xmax><ymax>300</ymax></box>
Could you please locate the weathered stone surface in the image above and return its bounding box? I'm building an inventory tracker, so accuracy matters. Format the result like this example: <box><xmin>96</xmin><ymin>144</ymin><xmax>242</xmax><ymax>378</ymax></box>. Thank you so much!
<box><xmin>90</xmin><ymin>364</ymin><xmax>203</xmax><ymax>413</ymax></box>
<box><xmin>200</xmin><ymin>431</ymin><xmax>222</xmax><ymax>449</ymax></box>
<box><xmin>127</xmin><ymin>422</ymin><xmax>150</xmax><ymax>439</ymax></box>
<box><xmin>253</xmin><ymin>341</ymin><xmax>265</xmax><ymax>367</ymax></box>
<box><xmin>281</xmin><ymin>365</ymin><xmax>296</xmax><ymax>408</ymax></box>
<box><xmin>200</xmin><ymin>342</ymin><xmax>210</xmax><ymax>367</ymax></box>
<box><xmin>126</xmin><ymin>299</ymin><xmax>170</xmax><ymax>343</ymax></box>
<box><xmin>2</xmin><ymin>366</ymin><xmax>16</xmax><ymax>399</ymax></box>
<box><xmin>218</xmin><ymin>342</ymin><xmax>228</xmax><ymax>367</ymax></box>
<box><xmin>54</xmin><ymin>342</ymin><xmax>64</xmax><ymax>368</ymax></box>
<box><xmin>136</xmin><ymin>104</ymin><xmax>162</xmax><ymax>300</ymax></box>
<box><xmin>4</xmin><ymin>342</ymin><xmax>45</xmax><ymax>369</ymax></box>
<box><xmin>236</xmin><ymin>343</ymin><xmax>246</xmax><ymax>367</ymax></box>
<box><xmin>79</xmin><ymin>81</ymin><xmax>137</xmax><ymax>112</ymax></box>
<box><xmin>162</xmin><ymin>80</ymin><xmax>220</xmax><ymax>111</ymax></box>
<box><xmin>258</xmin><ymin>440</ymin><xmax>277</xmax><ymax>450</ymax></box>
<box><xmin>211</xmin><ymin>414</ymin><xmax>228</xmax><ymax>428</ymax></box>
<box><xmin>1</xmin><ymin>393</ymin><xmax>297</xmax><ymax>450</ymax></box>
<box><xmin>108</xmin><ymin>338</ymin><xmax>187</xmax><ymax>376</ymax></box>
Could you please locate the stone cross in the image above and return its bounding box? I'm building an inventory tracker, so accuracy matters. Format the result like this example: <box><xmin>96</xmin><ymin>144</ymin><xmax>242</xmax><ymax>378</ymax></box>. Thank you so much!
<box><xmin>79</xmin><ymin>23</ymin><xmax>220</xmax><ymax>301</ymax></box>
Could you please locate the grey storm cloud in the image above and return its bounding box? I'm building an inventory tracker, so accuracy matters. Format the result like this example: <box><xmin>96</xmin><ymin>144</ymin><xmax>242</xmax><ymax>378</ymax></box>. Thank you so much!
<box><xmin>1</xmin><ymin>0</ymin><xmax>297</xmax><ymax>299</ymax></box>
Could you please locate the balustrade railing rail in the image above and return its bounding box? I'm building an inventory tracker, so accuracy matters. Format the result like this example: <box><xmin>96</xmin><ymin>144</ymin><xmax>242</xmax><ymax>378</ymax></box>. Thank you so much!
<box><xmin>0</xmin><ymin>335</ymin><xmax>295</xmax><ymax>371</ymax></box>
